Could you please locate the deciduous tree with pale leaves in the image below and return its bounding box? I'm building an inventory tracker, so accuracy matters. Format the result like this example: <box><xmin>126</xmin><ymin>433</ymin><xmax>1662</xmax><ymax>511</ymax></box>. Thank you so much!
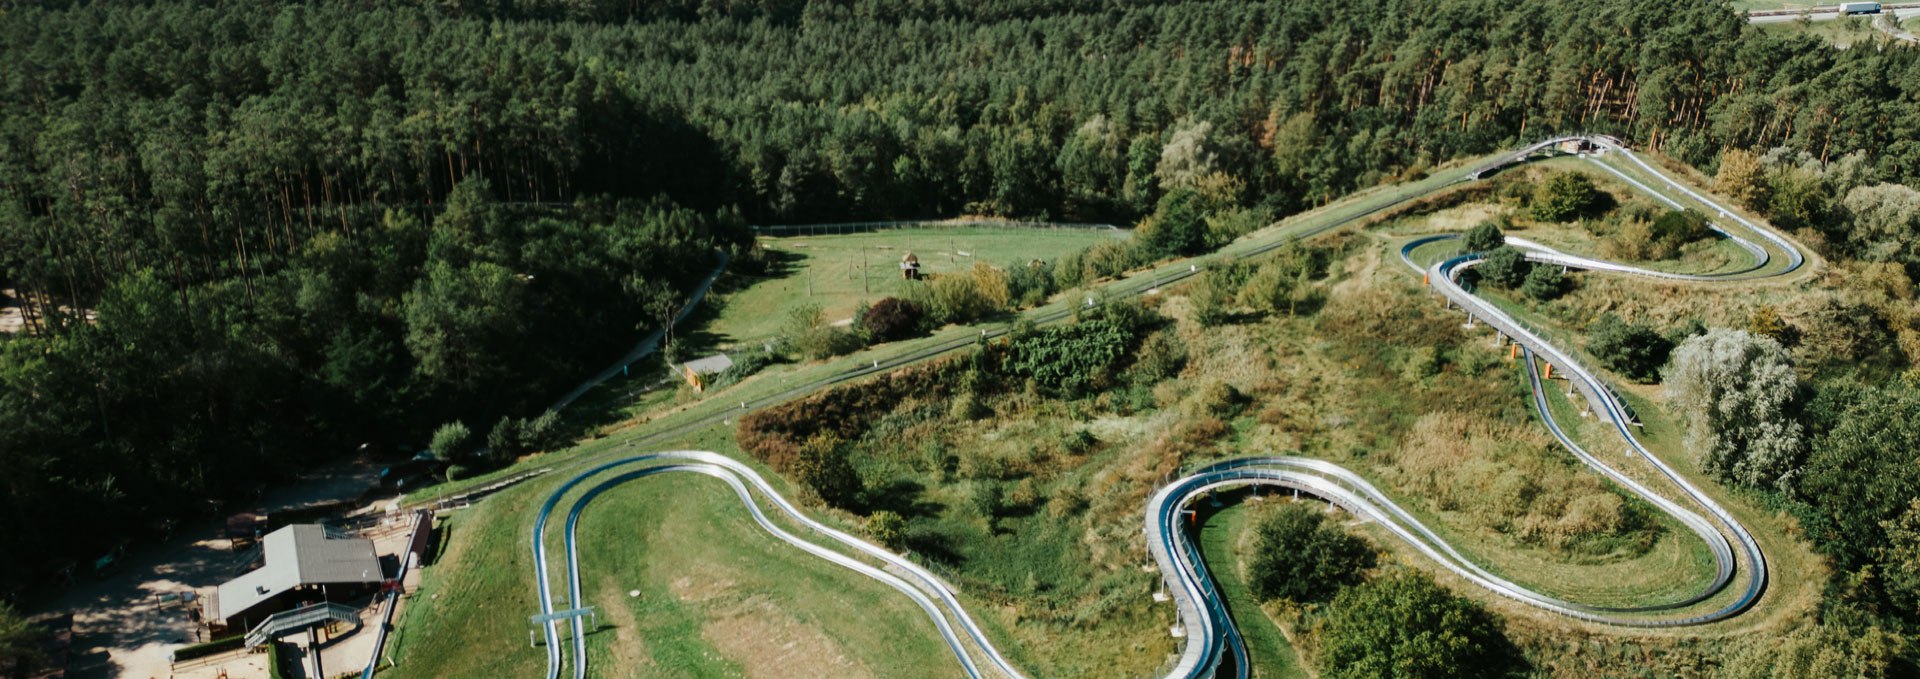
<box><xmin>1663</xmin><ymin>328</ymin><xmax>1804</xmax><ymax>493</ymax></box>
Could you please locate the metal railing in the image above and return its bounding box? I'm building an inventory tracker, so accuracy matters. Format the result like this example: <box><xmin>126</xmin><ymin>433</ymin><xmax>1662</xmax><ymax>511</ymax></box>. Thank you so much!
<box><xmin>244</xmin><ymin>602</ymin><xmax>361</xmax><ymax>648</ymax></box>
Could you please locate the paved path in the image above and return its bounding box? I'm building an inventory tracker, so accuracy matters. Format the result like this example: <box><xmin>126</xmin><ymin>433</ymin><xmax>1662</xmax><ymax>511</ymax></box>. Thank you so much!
<box><xmin>1748</xmin><ymin>4</ymin><xmax>1920</xmax><ymax>42</ymax></box>
<box><xmin>548</xmin><ymin>249</ymin><xmax>730</xmax><ymax>411</ymax></box>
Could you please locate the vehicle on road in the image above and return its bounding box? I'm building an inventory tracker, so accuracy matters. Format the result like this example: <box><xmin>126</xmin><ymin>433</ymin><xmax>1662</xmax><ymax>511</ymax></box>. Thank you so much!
<box><xmin>1841</xmin><ymin>1</ymin><xmax>1882</xmax><ymax>15</ymax></box>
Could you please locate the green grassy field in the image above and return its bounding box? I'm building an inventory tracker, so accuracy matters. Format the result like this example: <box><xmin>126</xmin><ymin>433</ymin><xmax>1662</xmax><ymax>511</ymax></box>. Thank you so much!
<box><xmin>1197</xmin><ymin>497</ymin><xmax>1312</xmax><ymax>679</ymax></box>
<box><xmin>706</xmin><ymin>227</ymin><xmax>1120</xmax><ymax>344</ymax></box>
<box><xmin>386</xmin><ymin>426</ymin><xmax>968</xmax><ymax>679</ymax></box>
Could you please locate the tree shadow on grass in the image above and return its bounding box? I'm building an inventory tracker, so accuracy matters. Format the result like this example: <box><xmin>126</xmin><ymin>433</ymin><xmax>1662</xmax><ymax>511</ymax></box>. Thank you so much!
<box><xmin>902</xmin><ymin>530</ymin><xmax>965</xmax><ymax>569</ymax></box>
<box><xmin>857</xmin><ymin>479</ymin><xmax>943</xmax><ymax>520</ymax></box>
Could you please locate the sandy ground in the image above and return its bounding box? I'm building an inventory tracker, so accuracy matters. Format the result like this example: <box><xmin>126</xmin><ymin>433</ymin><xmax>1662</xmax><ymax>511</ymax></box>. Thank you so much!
<box><xmin>1</xmin><ymin>288</ymin><xmax>22</xmax><ymax>333</ymax></box>
<box><xmin>39</xmin><ymin>459</ymin><xmax>388</xmax><ymax>679</ymax></box>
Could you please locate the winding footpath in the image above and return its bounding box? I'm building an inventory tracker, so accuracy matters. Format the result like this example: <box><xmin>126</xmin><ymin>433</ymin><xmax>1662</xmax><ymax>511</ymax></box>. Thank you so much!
<box><xmin>527</xmin><ymin>136</ymin><xmax>1805</xmax><ymax>678</ymax></box>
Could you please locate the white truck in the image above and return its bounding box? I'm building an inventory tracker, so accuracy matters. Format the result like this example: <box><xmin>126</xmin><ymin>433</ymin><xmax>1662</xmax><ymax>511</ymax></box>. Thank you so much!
<box><xmin>1839</xmin><ymin>1</ymin><xmax>1883</xmax><ymax>15</ymax></box>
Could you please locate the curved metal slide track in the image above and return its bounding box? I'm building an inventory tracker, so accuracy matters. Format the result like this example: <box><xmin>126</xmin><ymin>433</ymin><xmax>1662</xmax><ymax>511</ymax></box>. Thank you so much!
<box><xmin>528</xmin><ymin>136</ymin><xmax>1800</xmax><ymax>678</ymax></box>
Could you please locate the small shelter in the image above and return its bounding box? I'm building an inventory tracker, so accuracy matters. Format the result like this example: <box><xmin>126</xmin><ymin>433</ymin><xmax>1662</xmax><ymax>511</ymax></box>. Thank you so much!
<box><xmin>1557</xmin><ymin>138</ymin><xmax>1596</xmax><ymax>155</ymax></box>
<box><xmin>900</xmin><ymin>252</ymin><xmax>922</xmax><ymax>280</ymax></box>
<box><xmin>680</xmin><ymin>353</ymin><xmax>735</xmax><ymax>392</ymax></box>
<box><xmin>205</xmin><ymin>524</ymin><xmax>384</xmax><ymax>632</ymax></box>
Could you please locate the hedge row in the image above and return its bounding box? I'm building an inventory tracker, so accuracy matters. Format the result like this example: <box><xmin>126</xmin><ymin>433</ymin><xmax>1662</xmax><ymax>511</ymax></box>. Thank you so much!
<box><xmin>170</xmin><ymin>634</ymin><xmax>243</xmax><ymax>662</ymax></box>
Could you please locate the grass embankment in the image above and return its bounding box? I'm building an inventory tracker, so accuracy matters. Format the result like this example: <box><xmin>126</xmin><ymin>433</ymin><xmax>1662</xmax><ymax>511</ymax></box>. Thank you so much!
<box><xmin>710</xmin><ymin>226</ymin><xmax>1119</xmax><ymax>343</ymax></box>
<box><xmin>400</xmin><ymin>149</ymin><xmax>1496</xmax><ymax>510</ymax></box>
<box><xmin>1197</xmin><ymin>497</ymin><xmax>1312</xmax><ymax>679</ymax></box>
<box><xmin>394</xmin><ymin>145</ymin><xmax>1826</xmax><ymax>677</ymax></box>
<box><xmin>386</xmin><ymin>426</ymin><xmax>964</xmax><ymax>679</ymax></box>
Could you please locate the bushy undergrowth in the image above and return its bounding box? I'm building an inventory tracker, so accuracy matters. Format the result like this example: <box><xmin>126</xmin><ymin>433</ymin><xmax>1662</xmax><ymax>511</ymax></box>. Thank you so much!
<box><xmin>733</xmin><ymin>238</ymin><xmax>1671</xmax><ymax>675</ymax></box>
<box><xmin>1383</xmin><ymin>412</ymin><xmax>1659</xmax><ymax>555</ymax></box>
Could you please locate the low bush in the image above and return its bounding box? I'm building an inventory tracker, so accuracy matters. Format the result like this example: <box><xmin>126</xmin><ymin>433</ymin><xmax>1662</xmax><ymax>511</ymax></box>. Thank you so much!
<box><xmin>782</xmin><ymin>303</ymin><xmax>862</xmax><ymax>360</ymax></box>
<box><xmin>1531</xmin><ymin>171</ymin><xmax>1603</xmax><ymax>222</ymax></box>
<box><xmin>866</xmin><ymin>510</ymin><xmax>907</xmax><ymax>549</ymax></box>
<box><xmin>1316</xmin><ymin>570</ymin><xmax>1525</xmax><ymax>679</ymax></box>
<box><xmin>793</xmin><ymin>433</ymin><xmax>862</xmax><ymax>508</ymax></box>
<box><xmin>1477</xmin><ymin>246</ymin><xmax>1531</xmax><ymax>288</ymax></box>
<box><xmin>1520</xmin><ymin>264</ymin><xmax>1568</xmax><ymax>300</ymax></box>
<box><xmin>1587</xmin><ymin>314</ymin><xmax>1673</xmax><ymax>383</ymax></box>
<box><xmin>1006</xmin><ymin>258</ymin><xmax>1059</xmax><ymax>307</ymax></box>
<box><xmin>1001</xmin><ymin>319</ymin><xmax>1135</xmax><ymax>395</ymax></box>
<box><xmin>170</xmin><ymin>635</ymin><xmax>244</xmax><ymax>662</ymax></box>
<box><xmin>859</xmin><ymin>297</ymin><xmax>925</xmax><ymax>343</ymax></box>
<box><xmin>487</xmin><ymin>417</ymin><xmax>527</xmax><ymax>462</ymax></box>
<box><xmin>703</xmin><ymin>347</ymin><xmax>777</xmax><ymax>391</ymax></box>
<box><xmin>1246</xmin><ymin>502</ymin><xmax>1375</xmax><ymax>603</ymax></box>
<box><xmin>428</xmin><ymin>421</ymin><xmax>471</xmax><ymax>461</ymax></box>
<box><xmin>1464</xmin><ymin>222</ymin><xmax>1505</xmax><ymax>252</ymax></box>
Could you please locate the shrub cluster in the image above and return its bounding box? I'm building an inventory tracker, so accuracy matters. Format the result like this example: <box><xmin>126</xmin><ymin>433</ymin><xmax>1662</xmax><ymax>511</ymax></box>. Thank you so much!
<box><xmin>1246</xmin><ymin>502</ymin><xmax>1376</xmax><ymax>603</ymax></box>
<box><xmin>740</xmin><ymin>306</ymin><xmax>1158</xmax><ymax>480</ymax></box>
<box><xmin>739</xmin><ymin>357</ymin><xmax>966</xmax><ymax>471</ymax></box>
<box><xmin>1586</xmin><ymin>314</ymin><xmax>1675</xmax><ymax>383</ymax></box>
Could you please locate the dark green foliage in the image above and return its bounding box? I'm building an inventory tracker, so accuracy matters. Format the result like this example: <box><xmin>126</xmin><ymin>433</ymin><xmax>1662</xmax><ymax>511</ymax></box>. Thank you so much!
<box><xmin>1586</xmin><ymin>314</ymin><xmax>1673</xmax><ymax>383</ymax></box>
<box><xmin>0</xmin><ymin>604</ymin><xmax>39</xmax><ymax>671</ymax></box>
<box><xmin>794</xmin><ymin>433</ymin><xmax>863</xmax><ymax>508</ymax></box>
<box><xmin>487</xmin><ymin>417</ymin><xmax>527</xmax><ymax>463</ymax></box>
<box><xmin>1530</xmin><ymin>172</ymin><xmax>1603</xmax><ymax>222</ymax></box>
<box><xmin>1520</xmin><ymin>263</ymin><xmax>1569</xmax><ymax>300</ymax></box>
<box><xmin>704</xmin><ymin>348</ymin><xmax>777</xmax><ymax>392</ymax></box>
<box><xmin>1800</xmin><ymin>387</ymin><xmax>1920</xmax><ymax>573</ymax></box>
<box><xmin>1239</xmin><ymin>243</ymin><xmax>1326</xmax><ymax>316</ymax></box>
<box><xmin>1464</xmin><ymin>222</ymin><xmax>1506</xmax><ymax>252</ymax></box>
<box><xmin>168</xmin><ymin>635</ymin><xmax>242</xmax><ymax>663</ymax></box>
<box><xmin>859</xmin><ymin>297</ymin><xmax>926</xmax><ymax>343</ymax></box>
<box><xmin>1649</xmin><ymin>209</ymin><xmax>1711</xmax><ymax>249</ymax></box>
<box><xmin>969</xmin><ymin>480</ymin><xmax>1005</xmax><ymax>519</ymax></box>
<box><xmin>1127</xmin><ymin>330</ymin><xmax>1189</xmax><ymax>383</ymax></box>
<box><xmin>783</xmin><ymin>303</ymin><xmax>863</xmax><ymax>360</ymax></box>
<box><xmin>1246</xmin><ymin>502</ymin><xmax>1376</xmax><ymax>603</ymax></box>
<box><xmin>1001</xmin><ymin>320</ymin><xmax>1135</xmax><ymax>394</ymax></box>
<box><xmin>866</xmin><ymin>510</ymin><xmax>907</xmax><ymax>549</ymax></box>
<box><xmin>472</xmin><ymin>410</ymin><xmax>568</xmax><ymax>468</ymax></box>
<box><xmin>1142</xmin><ymin>189</ymin><xmax>1210</xmax><ymax>257</ymax></box>
<box><xmin>1316</xmin><ymin>571</ymin><xmax>1525</xmax><ymax>679</ymax></box>
<box><xmin>1477</xmin><ymin>246</ymin><xmax>1532</xmax><ymax>288</ymax></box>
<box><xmin>443</xmin><ymin>464</ymin><xmax>472</xmax><ymax>482</ymax></box>
<box><xmin>429</xmin><ymin>422</ymin><xmax>473</xmax><ymax>461</ymax></box>
<box><xmin>6</xmin><ymin>0</ymin><xmax>1920</xmax><ymax>609</ymax></box>
<box><xmin>1005</xmin><ymin>258</ymin><xmax>1060</xmax><ymax>308</ymax></box>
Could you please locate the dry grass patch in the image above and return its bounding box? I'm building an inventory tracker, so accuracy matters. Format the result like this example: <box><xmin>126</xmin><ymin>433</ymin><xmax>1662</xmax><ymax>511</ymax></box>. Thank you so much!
<box><xmin>703</xmin><ymin>595</ymin><xmax>876</xmax><ymax>679</ymax></box>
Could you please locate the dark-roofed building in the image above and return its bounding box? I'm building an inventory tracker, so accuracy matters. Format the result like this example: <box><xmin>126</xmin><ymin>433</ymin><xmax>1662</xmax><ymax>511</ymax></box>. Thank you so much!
<box><xmin>204</xmin><ymin>525</ymin><xmax>384</xmax><ymax>632</ymax></box>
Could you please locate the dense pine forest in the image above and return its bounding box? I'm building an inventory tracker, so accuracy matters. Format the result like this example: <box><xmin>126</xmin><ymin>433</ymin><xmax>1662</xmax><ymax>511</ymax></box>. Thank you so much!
<box><xmin>6</xmin><ymin>0</ymin><xmax>1920</xmax><ymax>644</ymax></box>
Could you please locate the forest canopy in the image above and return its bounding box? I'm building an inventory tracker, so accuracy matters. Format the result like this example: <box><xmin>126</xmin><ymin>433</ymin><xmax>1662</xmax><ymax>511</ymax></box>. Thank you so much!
<box><xmin>6</xmin><ymin>0</ymin><xmax>1920</xmax><ymax>602</ymax></box>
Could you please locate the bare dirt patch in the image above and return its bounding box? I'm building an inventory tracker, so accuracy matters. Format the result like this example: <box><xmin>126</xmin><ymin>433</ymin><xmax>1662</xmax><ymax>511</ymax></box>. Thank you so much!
<box><xmin>702</xmin><ymin>595</ymin><xmax>873</xmax><ymax>679</ymax></box>
<box><xmin>667</xmin><ymin>573</ymin><xmax>736</xmax><ymax>604</ymax></box>
<box><xmin>597</xmin><ymin>574</ymin><xmax>653</xmax><ymax>673</ymax></box>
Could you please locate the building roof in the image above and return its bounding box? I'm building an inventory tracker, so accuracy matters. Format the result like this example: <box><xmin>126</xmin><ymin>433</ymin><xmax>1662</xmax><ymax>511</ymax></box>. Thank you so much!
<box><xmin>212</xmin><ymin>524</ymin><xmax>383</xmax><ymax>622</ymax></box>
<box><xmin>681</xmin><ymin>353</ymin><xmax>735</xmax><ymax>376</ymax></box>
